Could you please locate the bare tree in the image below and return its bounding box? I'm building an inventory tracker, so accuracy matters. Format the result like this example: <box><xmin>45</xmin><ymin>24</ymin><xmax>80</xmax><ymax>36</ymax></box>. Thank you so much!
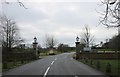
<box><xmin>99</xmin><ymin>0</ymin><xmax>120</xmax><ymax>27</ymax></box>
<box><xmin>1</xmin><ymin>0</ymin><xmax>27</xmax><ymax>9</ymax></box>
<box><xmin>80</xmin><ymin>25</ymin><xmax>94</xmax><ymax>47</ymax></box>
<box><xmin>0</xmin><ymin>15</ymin><xmax>23</xmax><ymax>51</ymax></box>
<box><xmin>43</xmin><ymin>34</ymin><xmax>57</xmax><ymax>48</ymax></box>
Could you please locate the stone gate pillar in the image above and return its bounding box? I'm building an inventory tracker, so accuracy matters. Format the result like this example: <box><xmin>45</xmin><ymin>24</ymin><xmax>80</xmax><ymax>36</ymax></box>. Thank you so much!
<box><xmin>75</xmin><ymin>36</ymin><xmax>80</xmax><ymax>60</ymax></box>
<box><xmin>32</xmin><ymin>37</ymin><xmax>38</xmax><ymax>59</ymax></box>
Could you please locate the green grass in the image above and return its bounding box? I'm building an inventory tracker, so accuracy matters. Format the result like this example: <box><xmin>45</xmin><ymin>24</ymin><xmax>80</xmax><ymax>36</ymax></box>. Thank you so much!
<box><xmin>0</xmin><ymin>63</ymin><xmax>2</xmax><ymax>68</ymax></box>
<box><xmin>0</xmin><ymin>63</ymin><xmax>2</xmax><ymax>73</ymax></box>
<box><xmin>55</xmin><ymin>51</ymin><xmax>63</xmax><ymax>55</ymax></box>
<box><xmin>79</xmin><ymin>59</ymin><xmax>120</xmax><ymax>76</ymax></box>
<box><xmin>39</xmin><ymin>53</ymin><xmax>48</xmax><ymax>56</ymax></box>
<box><xmin>2</xmin><ymin>60</ymin><xmax>35</xmax><ymax>72</ymax></box>
<box><xmin>39</xmin><ymin>51</ymin><xmax>62</xmax><ymax>56</ymax></box>
<box><xmin>93</xmin><ymin>60</ymin><xmax>119</xmax><ymax>75</ymax></box>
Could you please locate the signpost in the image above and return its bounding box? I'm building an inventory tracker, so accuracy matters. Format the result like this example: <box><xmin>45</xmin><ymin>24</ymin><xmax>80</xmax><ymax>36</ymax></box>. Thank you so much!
<box><xmin>83</xmin><ymin>47</ymin><xmax>91</xmax><ymax>52</ymax></box>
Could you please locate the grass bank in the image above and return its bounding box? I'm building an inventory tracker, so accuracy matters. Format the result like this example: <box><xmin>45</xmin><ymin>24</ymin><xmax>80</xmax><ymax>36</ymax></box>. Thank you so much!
<box><xmin>79</xmin><ymin>59</ymin><xmax>120</xmax><ymax>76</ymax></box>
<box><xmin>2</xmin><ymin>60</ymin><xmax>36</xmax><ymax>72</ymax></box>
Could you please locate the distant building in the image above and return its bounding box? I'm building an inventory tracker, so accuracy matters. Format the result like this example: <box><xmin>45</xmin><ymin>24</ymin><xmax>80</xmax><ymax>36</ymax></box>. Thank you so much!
<box><xmin>25</xmin><ymin>44</ymin><xmax>33</xmax><ymax>48</ymax></box>
<box><xmin>19</xmin><ymin>44</ymin><xmax>25</xmax><ymax>49</ymax></box>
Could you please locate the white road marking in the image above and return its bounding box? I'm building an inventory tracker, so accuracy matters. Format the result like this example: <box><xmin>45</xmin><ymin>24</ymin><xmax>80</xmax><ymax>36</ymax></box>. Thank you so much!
<box><xmin>71</xmin><ymin>58</ymin><xmax>73</xmax><ymax>60</ymax></box>
<box><xmin>75</xmin><ymin>75</ymin><xmax>78</xmax><ymax>77</ymax></box>
<box><xmin>55</xmin><ymin>58</ymin><xmax>57</xmax><ymax>60</ymax></box>
<box><xmin>43</xmin><ymin>67</ymin><xmax>50</xmax><ymax>77</ymax></box>
<box><xmin>51</xmin><ymin>61</ymin><xmax>54</xmax><ymax>65</ymax></box>
<box><xmin>43</xmin><ymin>58</ymin><xmax>57</xmax><ymax>77</ymax></box>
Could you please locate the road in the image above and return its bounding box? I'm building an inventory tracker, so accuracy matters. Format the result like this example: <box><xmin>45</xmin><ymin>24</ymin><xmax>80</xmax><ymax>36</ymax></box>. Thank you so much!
<box><xmin>2</xmin><ymin>52</ymin><xmax>107</xmax><ymax>77</ymax></box>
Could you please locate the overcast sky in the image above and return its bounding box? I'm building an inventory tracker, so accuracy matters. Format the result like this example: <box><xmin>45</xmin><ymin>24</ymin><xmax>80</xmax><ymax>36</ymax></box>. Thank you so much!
<box><xmin>0</xmin><ymin>0</ymin><xmax>118</xmax><ymax>47</ymax></box>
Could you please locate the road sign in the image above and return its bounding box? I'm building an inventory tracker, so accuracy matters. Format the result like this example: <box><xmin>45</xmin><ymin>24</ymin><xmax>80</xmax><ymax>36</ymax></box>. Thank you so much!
<box><xmin>83</xmin><ymin>47</ymin><xmax>91</xmax><ymax>51</ymax></box>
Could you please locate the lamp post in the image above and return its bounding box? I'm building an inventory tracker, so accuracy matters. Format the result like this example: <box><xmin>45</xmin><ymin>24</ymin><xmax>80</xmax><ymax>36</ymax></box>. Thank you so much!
<box><xmin>33</xmin><ymin>37</ymin><xmax>38</xmax><ymax>59</ymax></box>
<box><xmin>75</xmin><ymin>36</ymin><xmax>80</xmax><ymax>60</ymax></box>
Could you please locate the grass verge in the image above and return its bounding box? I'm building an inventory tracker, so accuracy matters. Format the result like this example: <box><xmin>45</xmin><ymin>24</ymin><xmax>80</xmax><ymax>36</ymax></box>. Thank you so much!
<box><xmin>79</xmin><ymin>59</ymin><xmax>120</xmax><ymax>76</ymax></box>
<box><xmin>2</xmin><ymin>60</ymin><xmax>36</xmax><ymax>72</ymax></box>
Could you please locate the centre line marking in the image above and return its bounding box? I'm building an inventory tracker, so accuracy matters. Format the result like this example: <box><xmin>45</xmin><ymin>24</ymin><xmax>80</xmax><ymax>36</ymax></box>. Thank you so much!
<box><xmin>43</xmin><ymin>67</ymin><xmax>50</xmax><ymax>77</ymax></box>
<box><xmin>55</xmin><ymin>58</ymin><xmax>57</xmax><ymax>60</ymax></box>
<box><xmin>51</xmin><ymin>61</ymin><xmax>54</xmax><ymax>65</ymax></box>
<box><xmin>71</xmin><ymin>58</ymin><xmax>73</xmax><ymax>60</ymax></box>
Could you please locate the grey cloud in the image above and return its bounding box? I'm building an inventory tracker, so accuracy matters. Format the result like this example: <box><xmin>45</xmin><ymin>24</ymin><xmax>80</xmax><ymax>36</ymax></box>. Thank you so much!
<box><xmin>3</xmin><ymin>3</ymin><xmax>48</xmax><ymax>23</ymax></box>
<box><xmin>49</xmin><ymin>2</ymin><xmax>99</xmax><ymax>27</ymax></box>
<box><xmin>1</xmin><ymin>2</ymin><xmax>117</xmax><ymax>46</ymax></box>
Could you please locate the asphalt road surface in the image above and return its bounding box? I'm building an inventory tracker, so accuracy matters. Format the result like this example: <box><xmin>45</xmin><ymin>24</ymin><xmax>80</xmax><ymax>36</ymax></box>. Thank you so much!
<box><xmin>3</xmin><ymin>52</ymin><xmax>108</xmax><ymax>77</ymax></box>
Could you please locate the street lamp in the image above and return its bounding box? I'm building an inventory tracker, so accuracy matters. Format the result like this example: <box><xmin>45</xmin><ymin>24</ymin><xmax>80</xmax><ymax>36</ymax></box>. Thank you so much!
<box><xmin>76</xmin><ymin>36</ymin><xmax>79</xmax><ymax>42</ymax></box>
<box><xmin>34</xmin><ymin>37</ymin><xmax>37</xmax><ymax>43</ymax></box>
<box><xmin>33</xmin><ymin>37</ymin><xmax>38</xmax><ymax>49</ymax></box>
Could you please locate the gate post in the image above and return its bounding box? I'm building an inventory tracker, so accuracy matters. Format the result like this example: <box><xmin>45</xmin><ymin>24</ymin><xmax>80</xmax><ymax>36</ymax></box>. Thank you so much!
<box><xmin>75</xmin><ymin>36</ymin><xmax>80</xmax><ymax>60</ymax></box>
